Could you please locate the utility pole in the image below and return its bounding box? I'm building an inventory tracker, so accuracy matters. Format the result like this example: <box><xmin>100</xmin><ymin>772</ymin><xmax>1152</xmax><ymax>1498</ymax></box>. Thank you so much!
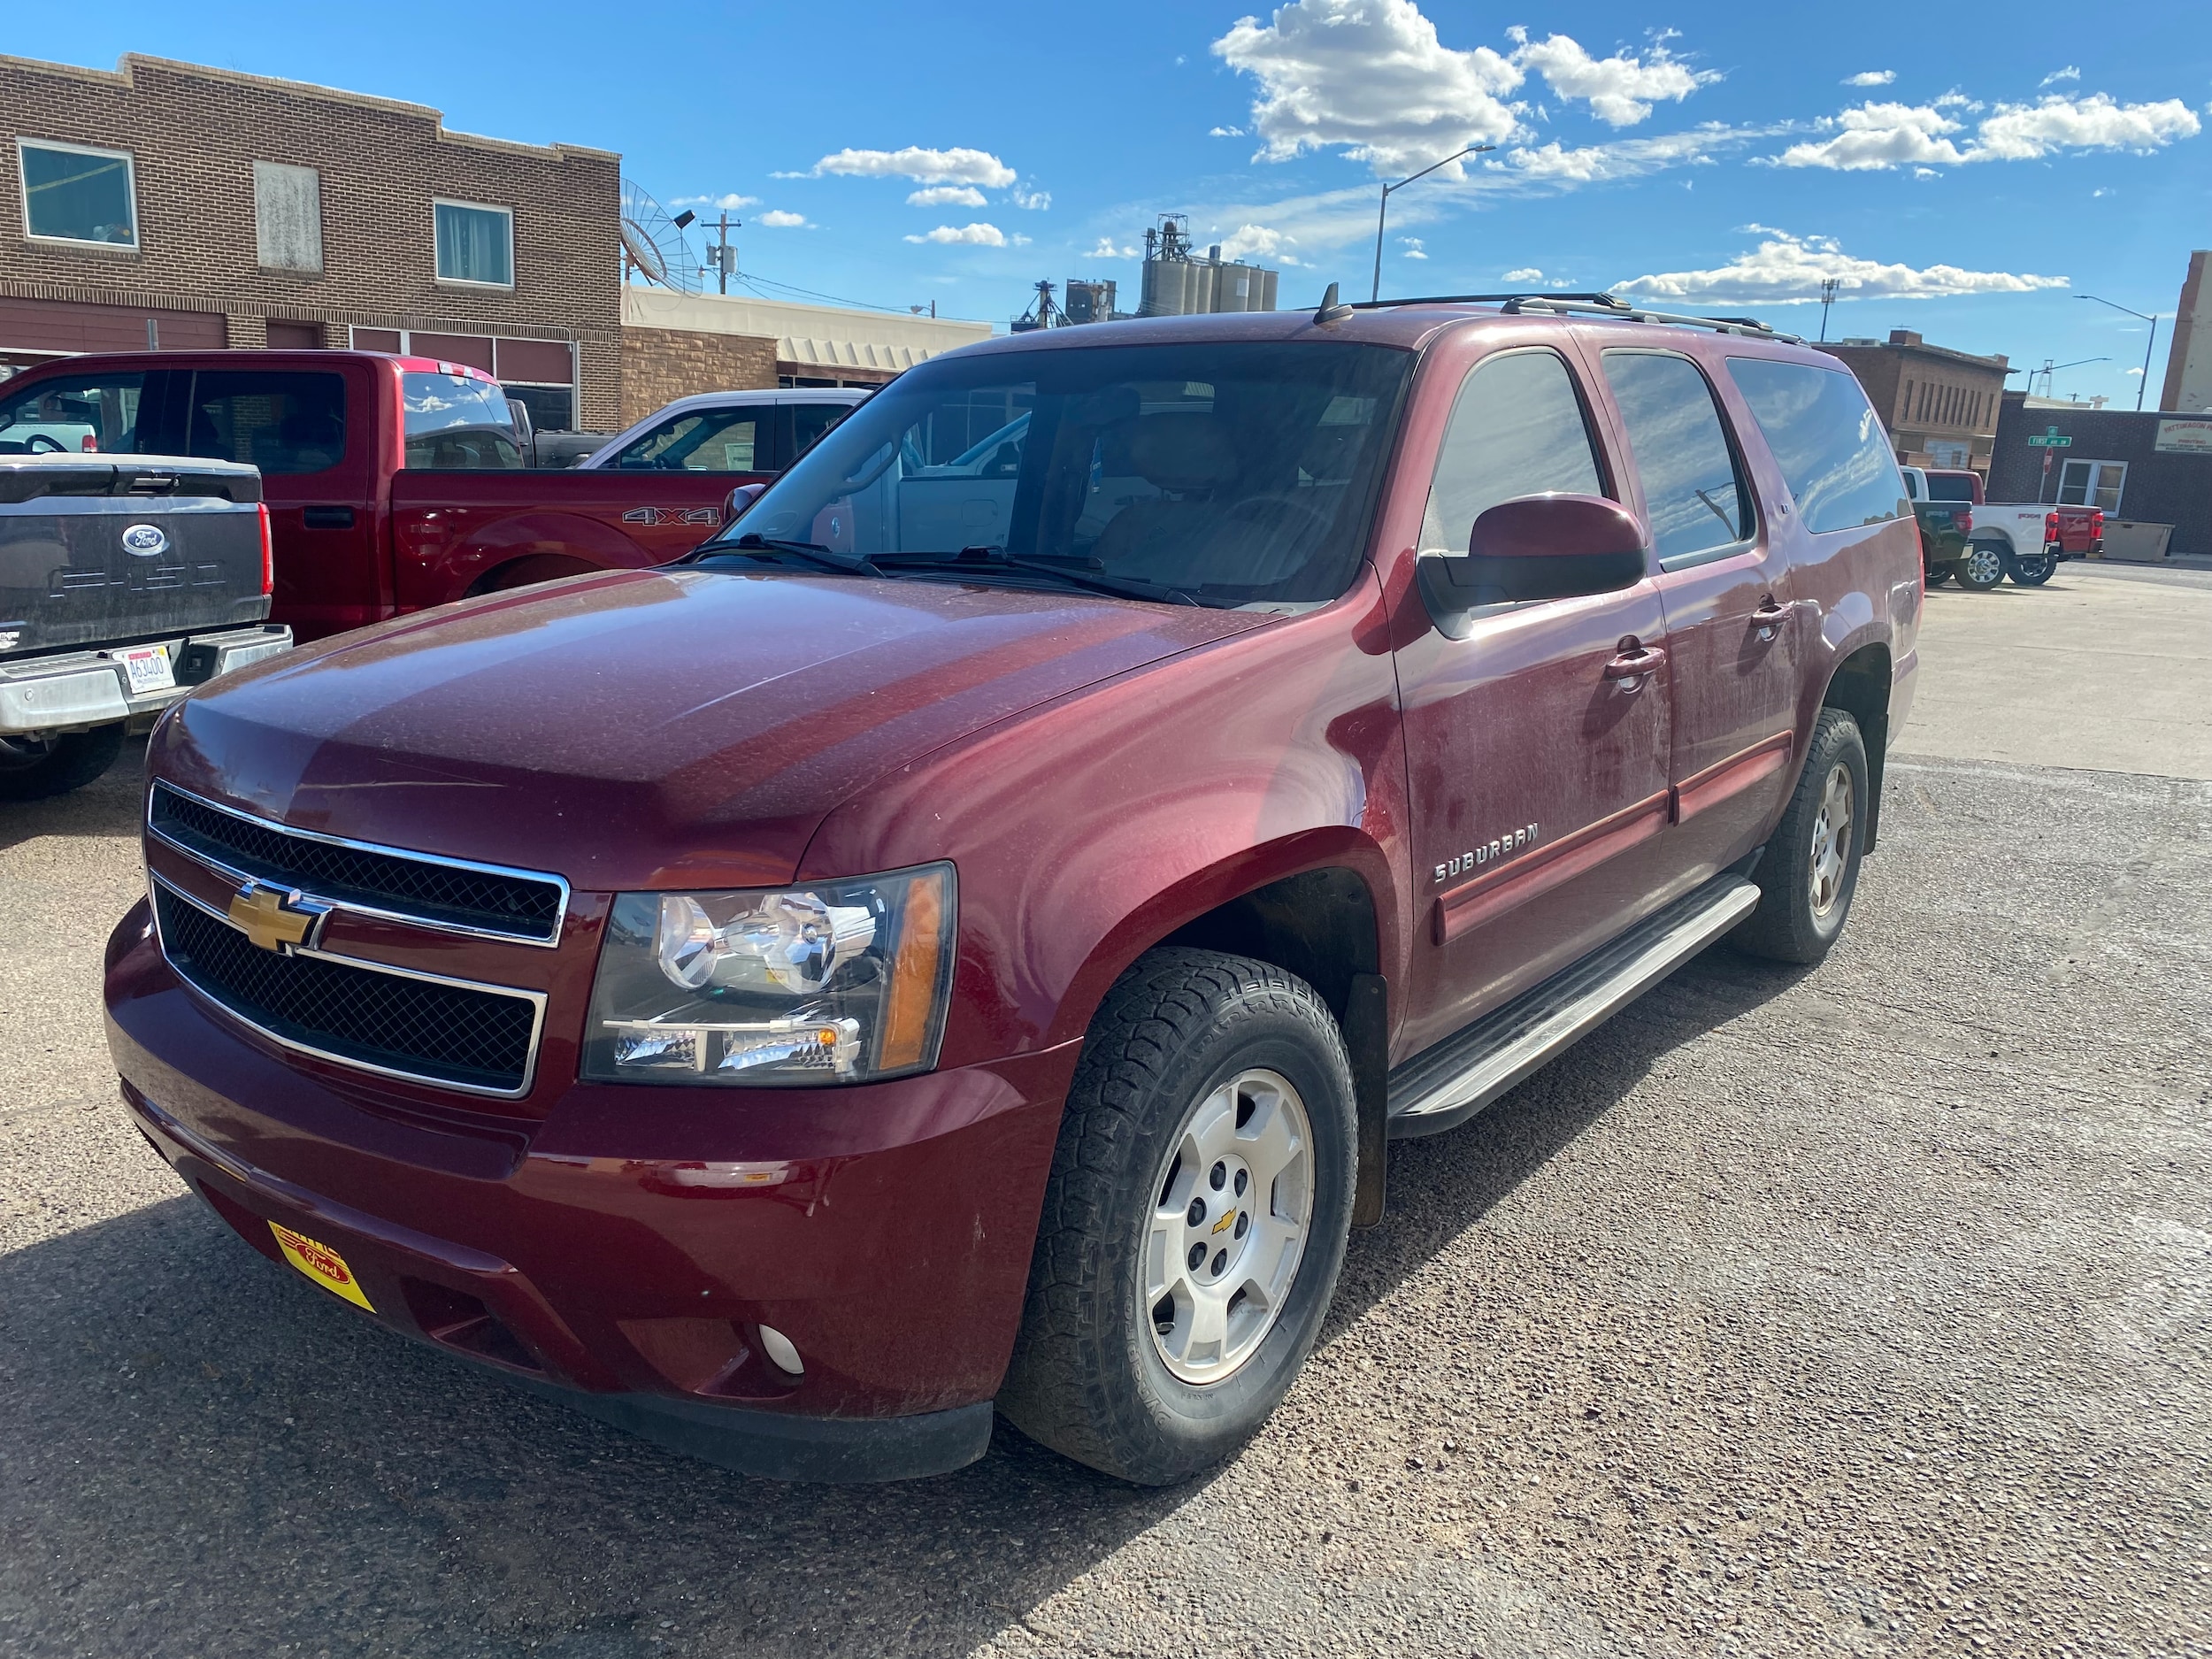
<box><xmin>705</xmin><ymin>211</ymin><xmax>741</xmax><ymax>295</ymax></box>
<box><xmin>1818</xmin><ymin>278</ymin><xmax>1839</xmax><ymax>342</ymax></box>
<box><xmin>2073</xmin><ymin>294</ymin><xmax>2160</xmax><ymax>412</ymax></box>
<box><xmin>1371</xmin><ymin>143</ymin><xmax>1495</xmax><ymax>303</ymax></box>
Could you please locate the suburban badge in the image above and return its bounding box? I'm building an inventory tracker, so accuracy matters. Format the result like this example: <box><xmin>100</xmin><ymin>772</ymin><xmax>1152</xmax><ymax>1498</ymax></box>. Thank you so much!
<box><xmin>1435</xmin><ymin>824</ymin><xmax>1540</xmax><ymax>885</ymax></box>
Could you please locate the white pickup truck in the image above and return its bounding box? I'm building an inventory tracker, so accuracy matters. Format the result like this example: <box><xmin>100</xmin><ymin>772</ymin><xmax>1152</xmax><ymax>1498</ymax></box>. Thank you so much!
<box><xmin>1901</xmin><ymin>466</ymin><xmax>2101</xmax><ymax>588</ymax></box>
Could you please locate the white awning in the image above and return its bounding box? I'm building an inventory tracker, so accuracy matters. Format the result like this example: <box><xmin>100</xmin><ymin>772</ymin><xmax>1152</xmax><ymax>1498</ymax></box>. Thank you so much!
<box><xmin>622</xmin><ymin>287</ymin><xmax>991</xmax><ymax>372</ymax></box>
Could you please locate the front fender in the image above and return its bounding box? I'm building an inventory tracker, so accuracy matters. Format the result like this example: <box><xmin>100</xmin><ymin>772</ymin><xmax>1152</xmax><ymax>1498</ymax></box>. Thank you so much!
<box><xmin>403</xmin><ymin>509</ymin><xmax>655</xmax><ymax>609</ymax></box>
<box><xmin>796</xmin><ymin>571</ymin><xmax>1412</xmax><ymax>1071</ymax></box>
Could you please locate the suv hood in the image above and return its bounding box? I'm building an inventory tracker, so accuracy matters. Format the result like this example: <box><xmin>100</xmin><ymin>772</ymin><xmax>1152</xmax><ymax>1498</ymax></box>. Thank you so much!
<box><xmin>153</xmin><ymin>567</ymin><xmax>1271</xmax><ymax>891</ymax></box>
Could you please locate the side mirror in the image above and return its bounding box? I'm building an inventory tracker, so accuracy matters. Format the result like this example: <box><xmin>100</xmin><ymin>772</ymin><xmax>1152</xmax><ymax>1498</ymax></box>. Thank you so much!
<box><xmin>725</xmin><ymin>482</ymin><xmax>766</xmax><ymax>524</ymax></box>
<box><xmin>1417</xmin><ymin>494</ymin><xmax>1647</xmax><ymax>636</ymax></box>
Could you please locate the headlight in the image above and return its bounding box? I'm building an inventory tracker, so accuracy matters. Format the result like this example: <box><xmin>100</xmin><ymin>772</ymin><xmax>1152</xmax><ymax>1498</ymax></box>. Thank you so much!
<box><xmin>581</xmin><ymin>864</ymin><xmax>955</xmax><ymax>1087</ymax></box>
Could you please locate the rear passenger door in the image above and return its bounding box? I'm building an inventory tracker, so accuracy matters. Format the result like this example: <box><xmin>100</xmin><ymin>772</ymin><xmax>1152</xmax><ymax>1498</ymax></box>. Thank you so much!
<box><xmin>1393</xmin><ymin>345</ymin><xmax>1677</xmax><ymax>1056</ymax></box>
<box><xmin>1593</xmin><ymin>347</ymin><xmax>1801</xmax><ymax>874</ymax></box>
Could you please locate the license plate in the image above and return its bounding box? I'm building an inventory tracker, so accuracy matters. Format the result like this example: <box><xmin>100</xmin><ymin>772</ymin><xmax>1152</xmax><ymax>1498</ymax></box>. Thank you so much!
<box><xmin>116</xmin><ymin>644</ymin><xmax>175</xmax><ymax>695</ymax></box>
<box><xmin>269</xmin><ymin>1222</ymin><xmax>375</xmax><ymax>1311</ymax></box>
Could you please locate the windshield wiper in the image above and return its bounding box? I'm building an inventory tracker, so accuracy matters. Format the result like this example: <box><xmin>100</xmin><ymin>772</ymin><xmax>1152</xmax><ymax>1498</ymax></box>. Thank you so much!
<box><xmin>682</xmin><ymin>533</ymin><xmax>876</xmax><ymax>576</ymax></box>
<box><xmin>872</xmin><ymin>547</ymin><xmax>1198</xmax><ymax>606</ymax></box>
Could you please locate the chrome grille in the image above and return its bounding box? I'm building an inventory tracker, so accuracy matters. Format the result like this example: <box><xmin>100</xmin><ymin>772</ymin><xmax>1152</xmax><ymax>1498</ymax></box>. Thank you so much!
<box><xmin>149</xmin><ymin>781</ymin><xmax>565</xmax><ymax>944</ymax></box>
<box><xmin>153</xmin><ymin>882</ymin><xmax>542</xmax><ymax>1097</ymax></box>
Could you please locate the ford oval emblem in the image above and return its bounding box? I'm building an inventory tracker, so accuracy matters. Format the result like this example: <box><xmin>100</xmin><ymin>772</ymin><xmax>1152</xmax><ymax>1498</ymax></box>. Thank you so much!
<box><xmin>120</xmin><ymin>523</ymin><xmax>169</xmax><ymax>557</ymax></box>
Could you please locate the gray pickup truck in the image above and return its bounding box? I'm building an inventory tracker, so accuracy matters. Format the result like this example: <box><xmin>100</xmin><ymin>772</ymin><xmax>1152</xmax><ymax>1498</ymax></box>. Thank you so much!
<box><xmin>0</xmin><ymin>455</ymin><xmax>289</xmax><ymax>800</ymax></box>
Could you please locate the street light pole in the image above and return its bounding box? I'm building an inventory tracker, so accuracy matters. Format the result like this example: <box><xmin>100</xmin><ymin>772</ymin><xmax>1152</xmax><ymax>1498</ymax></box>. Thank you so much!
<box><xmin>1371</xmin><ymin>143</ymin><xmax>1496</xmax><ymax>303</ymax></box>
<box><xmin>2074</xmin><ymin>294</ymin><xmax>2160</xmax><ymax>412</ymax></box>
<box><xmin>1817</xmin><ymin>278</ymin><xmax>1839</xmax><ymax>342</ymax></box>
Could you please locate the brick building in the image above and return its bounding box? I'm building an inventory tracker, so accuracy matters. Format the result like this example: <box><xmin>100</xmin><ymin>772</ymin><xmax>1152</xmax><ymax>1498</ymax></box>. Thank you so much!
<box><xmin>1816</xmin><ymin>329</ymin><xmax>2011</xmax><ymax>478</ymax></box>
<box><xmin>1</xmin><ymin>53</ymin><xmax>620</xmax><ymax>429</ymax></box>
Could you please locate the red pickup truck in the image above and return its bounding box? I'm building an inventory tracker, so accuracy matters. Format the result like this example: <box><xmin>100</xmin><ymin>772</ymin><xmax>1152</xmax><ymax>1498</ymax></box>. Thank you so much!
<box><xmin>0</xmin><ymin>351</ymin><xmax>758</xmax><ymax>641</ymax></box>
<box><xmin>104</xmin><ymin>296</ymin><xmax>1918</xmax><ymax>1486</ymax></box>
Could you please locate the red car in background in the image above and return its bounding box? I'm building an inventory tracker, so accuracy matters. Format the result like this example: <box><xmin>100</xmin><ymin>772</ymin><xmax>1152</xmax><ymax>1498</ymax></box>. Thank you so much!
<box><xmin>0</xmin><ymin>352</ymin><xmax>764</xmax><ymax>641</ymax></box>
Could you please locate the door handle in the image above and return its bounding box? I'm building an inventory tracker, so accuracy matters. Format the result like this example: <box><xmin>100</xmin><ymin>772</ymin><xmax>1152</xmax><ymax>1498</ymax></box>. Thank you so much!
<box><xmin>1752</xmin><ymin>597</ymin><xmax>1787</xmax><ymax>640</ymax></box>
<box><xmin>303</xmin><ymin>505</ymin><xmax>355</xmax><ymax>529</ymax></box>
<box><xmin>1603</xmin><ymin>643</ymin><xmax>1666</xmax><ymax>681</ymax></box>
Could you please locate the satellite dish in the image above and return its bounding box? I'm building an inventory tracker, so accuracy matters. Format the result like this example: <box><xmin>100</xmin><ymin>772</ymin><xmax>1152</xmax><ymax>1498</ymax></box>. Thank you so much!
<box><xmin>620</xmin><ymin>180</ymin><xmax>700</xmax><ymax>293</ymax></box>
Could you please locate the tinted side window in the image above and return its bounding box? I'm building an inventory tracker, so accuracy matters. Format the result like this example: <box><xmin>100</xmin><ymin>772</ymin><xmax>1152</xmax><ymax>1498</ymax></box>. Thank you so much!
<box><xmin>1419</xmin><ymin>349</ymin><xmax>1603</xmax><ymax>556</ymax></box>
<box><xmin>611</xmin><ymin>408</ymin><xmax>764</xmax><ymax>472</ymax></box>
<box><xmin>185</xmin><ymin>371</ymin><xmax>347</xmax><ymax>475</ymax></box>
<box><xmin>789</xmin><ymin>402</ymin><xmax>854</xmax><ymax>463</ymax></box>
<box><xmin>1601</xmin><ymin>351</ymin><xmax>1747</xmax><ymax>565</ymax></box>
<box><xmin>1726</xmin><ymin>358</ymin><xmax>1906</xmax><ymax>534</ymax></box>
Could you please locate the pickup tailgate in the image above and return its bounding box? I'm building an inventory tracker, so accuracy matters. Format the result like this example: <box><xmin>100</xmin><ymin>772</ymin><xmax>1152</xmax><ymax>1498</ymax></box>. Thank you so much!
<box><xmin>388</xmin><ymin>466</ymin><xmax>752</xmax><ymax>612</ymax></box>
<box><xmin>0</xmin><ymin>458</ymin><xmax>267</xmax><ymax>657</ymax></box>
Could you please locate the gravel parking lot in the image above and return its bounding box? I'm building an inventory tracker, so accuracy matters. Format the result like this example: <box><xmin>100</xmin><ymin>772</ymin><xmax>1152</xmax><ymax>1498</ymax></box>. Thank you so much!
<box><xmin>3</xmin><ymin>564</ymin><xmax>2206</xmax><ymax>1659</ymax></box>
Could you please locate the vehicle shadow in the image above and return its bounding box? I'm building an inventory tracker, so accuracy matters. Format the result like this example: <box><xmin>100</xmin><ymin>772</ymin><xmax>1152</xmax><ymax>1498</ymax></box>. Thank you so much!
<box><xmin>0</xmin><ymin>945</ymin><xmax>1807</xmax><ymax>1659</ymax></box>
<box><xmin>0</xmin><ymin>735</ymin><xmax>147</xmax><ymax>851</ymax></box>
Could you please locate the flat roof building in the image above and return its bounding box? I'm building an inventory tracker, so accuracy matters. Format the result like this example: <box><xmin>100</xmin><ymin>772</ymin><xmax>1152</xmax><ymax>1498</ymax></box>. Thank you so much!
<box><xmin>1</xmin><ymin>52</ymin><xmax>619</xmax><ymax>430</ymax></box>
<box><xmin>1816</xmin><ymin>329</ymin><xmax>2011</xmax><ymax>478</ymax></box>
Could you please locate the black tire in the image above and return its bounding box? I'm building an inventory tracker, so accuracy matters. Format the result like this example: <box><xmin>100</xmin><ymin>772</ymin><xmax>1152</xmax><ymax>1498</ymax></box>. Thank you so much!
<box><xmin>1956</xmin><ymin>541</ymin><xmax>2007</xmax><ymax>590</ymax></box>
<box><xmin>1924</xmin><ymin>565</ymin><xmax>1953</xmax><ymax>588</ymax></box>
<box><xmin>998</xmin><ymin>948</ymin><xmax>1357</xmax><ymax>1486</ymax></box>
<box><xmin>2008</xmin><ymin>553</ymin><xmax>2058</xmax><ymax>586</ymax></box>
<box><xmin>1733</xmin><ymin>709</ymin><xmax>1869</xmax><ymax>965</ymax></box>
<box><xmin>0</xmin><ymin>725</ymin><xmax>124</xmax><ymax>802</ymax></box>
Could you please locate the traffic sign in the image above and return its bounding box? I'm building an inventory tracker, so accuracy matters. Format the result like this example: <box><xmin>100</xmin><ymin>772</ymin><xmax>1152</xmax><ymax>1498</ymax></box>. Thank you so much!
<box><xmin>2027</xmin><ymin>427</ymin><xmax>2073</xmax><ymax>448</ymax></box>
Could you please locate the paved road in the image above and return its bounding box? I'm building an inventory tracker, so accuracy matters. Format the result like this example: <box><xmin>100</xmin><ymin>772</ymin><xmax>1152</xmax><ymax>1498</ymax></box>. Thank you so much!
<box><xmin>3</xmin><ymin>565</ymin><xmax>2206</xmax><ymax>1658</ymax></box>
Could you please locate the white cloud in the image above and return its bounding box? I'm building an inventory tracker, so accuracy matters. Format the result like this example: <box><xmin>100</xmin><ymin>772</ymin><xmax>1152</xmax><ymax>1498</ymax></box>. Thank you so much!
<box><xmin>811</xmin><ymin>146</ymin><xmax>1018</xmax><ymax>187</ymax></box>
<box><xmin>1010</xmin><ymin>183</ymin><xmax>1052</xmax><ymax>210</ymax></box>
<box><xmin>1773</xmin><ymin>92</ymin><xmax>2200</xmax><ymax>169</ymax></box>
<box><xmin>2124</xmin><ymin>365</ymin><xmax>2144</xmax><ymax>376</ymax></box>
<box><xmin>2042</xmin><ymin>65</ymin><xmax>2081</xmax><ymax>86</ymax></box>
<box><xmin>1401</xmin><ymin>236</ymin><xmax>1427</xmax><ymax>258</ymax></box>
<box><xmin>1843</xmin><ymin>70</ymin><xmax>1895</xmax><ymax>88</ymax></box>
<box><xmin>903</xmin><ymin>222</ymin><xmax>1011</xmax><ymax>246</ymax></box>
<box><xmin>1494</xmin><ymin>127</ymin><xmax>1724</xmax><ymax>184</ymax></box>
<box><xmin>1502</xmin><ymin>265</ymin><xmax>1543</xmax><ymax>281</ymax></box>
<box><xmin>906</xmin><ymin>185</ymin><xmax>987</xmax><ymax>208</ymax></box>
<box><xmin>1508</xmin><ymin>28</ymin><xmax>1718</xmax><ymax>127</ymax></box>
<box><xmin>1087</xmin><ymin>238</ymin><xmax>1141</xmax><ymax>258</ymax></box>
<box><xmin>672</xmin><ymin>192</ymin><xmax>758</xmax><ymax>211</ymax></box>
<box><xmin>756</xmin><ymin>210</ymin><xmax>808</xmax><ymax>228</ymax></box>
<box><xmin>1972</xmin><ymin>93</ymin><xmax>2200</xmax><ymax>158</ymax></box>
<box><xmin>1217</xmin><ymin>223</ymin><xmax>1302</xmax><ymax>265</ymax></box>
<box><xmin>1212</xmin><ymin>0</ymin><xmax>1525</xmax><ymax>176</ymax></box>
<box><xmin>1616</xmin><ymin>229</ymin><xmax>2069</xmax><ymax>305</ymax></box>
<box><xmin>1210</xmin><ymin>125</ymin><xmax>1245</xmax><ymax>137</ymax></box>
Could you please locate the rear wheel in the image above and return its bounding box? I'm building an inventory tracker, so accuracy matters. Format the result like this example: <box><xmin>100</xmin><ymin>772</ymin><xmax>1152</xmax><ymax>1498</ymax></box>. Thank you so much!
<box><xmin>998</xmin><ymin>949</ymin><xmax>1356</xmax><ymax>1485</ymax></box>
<box><xmin>1734</xmin><ymin>710</ymin><xmax>1869</xmax><ymax>965</ymax></box>
<box><xmin>1957</xmin><ymin>541</ymin><xmax>2007</xmax><ymax>590</ymax></box>
<box><xmin>0</xmin><ymin>725</ymin><xmax>124</xmax><ymax>802</ymax></box>
<box><xmin>1924</xmin><ymin>565</ymin><xmax>1953</xmax><ymax>588</ymax></box>
<box><xmin>2008</xmin><ymin>552</ymin><xmax>2058</xmax><ymax>586</ymax></box>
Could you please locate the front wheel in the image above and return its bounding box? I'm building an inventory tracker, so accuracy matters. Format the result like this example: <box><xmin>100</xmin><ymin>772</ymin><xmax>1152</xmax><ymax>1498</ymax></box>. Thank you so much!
<box><xmin>1734</xmin><ymin>709</ymin><xmax>1869</xmax><ymax>965</ymax></box>
<box><xmin>1957</xmin><ymin>541</ymin><xmax>2007</xmax><ymax>590</ymax></box>
<box><xmin>2008</xmin><ymin>552</ymin><xmax>2058</xmax><ymax>586</ymax></box>
<box><xmin>998</xmin><ymin>949</ymin><xmax>1356</xmax><ymax>1485</ymax></box>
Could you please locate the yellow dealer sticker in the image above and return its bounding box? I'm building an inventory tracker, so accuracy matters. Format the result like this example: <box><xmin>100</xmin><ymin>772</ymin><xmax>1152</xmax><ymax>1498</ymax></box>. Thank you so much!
<box><xmin>269</xmin><ymin>1222</ymin><xmax>374</xmax><ymax>1311</ymax></box>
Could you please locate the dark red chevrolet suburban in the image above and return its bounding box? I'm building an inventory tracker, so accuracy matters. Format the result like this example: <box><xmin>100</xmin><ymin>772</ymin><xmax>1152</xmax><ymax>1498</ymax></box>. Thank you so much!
<box><xmin>104</xmin><ymin>296</ymin><xmax>1920</xmax><ymax>1485</ymax></box>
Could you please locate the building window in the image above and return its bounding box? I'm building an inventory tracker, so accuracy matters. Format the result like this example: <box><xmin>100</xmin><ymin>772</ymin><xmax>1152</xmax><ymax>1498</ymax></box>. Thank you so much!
<box><xmin>254</xmin><ymin>161</ymin><xmax>323</xmax><ymax>273</ymax></box>
<box><xmin>17</xmin><ymin>139</ymin><xmax>137</xmax><ymax>248</ymax></box>
<box><xmin>2057</xmin><ymin>459</ymin><xmax>2126</xmax><ymax>514</ymax></box>
<box><xmin>434</xmin><ymin>200</ymin><xmax>512</xmax><ymax>288</ymax></box>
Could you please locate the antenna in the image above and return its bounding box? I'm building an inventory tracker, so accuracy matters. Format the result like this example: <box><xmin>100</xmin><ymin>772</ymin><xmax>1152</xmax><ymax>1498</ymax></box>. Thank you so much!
<box><xmin>619</xmin><ymin>180</ymin><xmax>701</xmax><ymax>293</ymax></box>
<box><xmin>1315</xmin><ymin>281</ymin><xmax>1354</xmax><ymax>325</ymax></box>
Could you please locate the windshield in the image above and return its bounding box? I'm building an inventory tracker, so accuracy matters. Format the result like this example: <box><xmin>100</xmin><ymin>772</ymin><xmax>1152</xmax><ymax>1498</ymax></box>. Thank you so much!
<box><xmin>718</xmin><ymin>340</ymin><xmax>1411</xmax><ymax>608</ymax></box>
<box><xmin>1923</xmin><ymin>474</ymin><xmax>1976</xmax><ymax>503</ymax></box>
<box><xmin>402</xmin><ymin>370</ymin><xmax>523</xmax><ymax>469</ymax></box>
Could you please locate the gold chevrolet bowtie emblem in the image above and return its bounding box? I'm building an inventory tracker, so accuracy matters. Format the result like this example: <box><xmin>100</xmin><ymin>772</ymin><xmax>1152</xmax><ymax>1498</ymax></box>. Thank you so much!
<box><xmin>227</xmin><ymin>883</ymin><xmax>321</xmax><ymax>953</ymax></box>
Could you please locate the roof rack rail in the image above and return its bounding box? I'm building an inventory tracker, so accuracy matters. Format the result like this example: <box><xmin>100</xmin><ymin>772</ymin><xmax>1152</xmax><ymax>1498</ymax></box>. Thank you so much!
<box><xmin>1348</xmin><ymin>290</ymin><xmax>1803</xmax><ymax>345</ymax></box>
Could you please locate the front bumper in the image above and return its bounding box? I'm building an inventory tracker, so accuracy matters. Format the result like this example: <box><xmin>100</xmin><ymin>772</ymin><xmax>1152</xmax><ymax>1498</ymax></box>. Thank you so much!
<box><xmin>104</xmin><ymin>899</ymin><xmax>1079</xmax><ymax>1483</ymax></box>
<box><xmin>0</xmin><ymin>624</ymin><xmax>291</xmax><ymax>735</ymax></box>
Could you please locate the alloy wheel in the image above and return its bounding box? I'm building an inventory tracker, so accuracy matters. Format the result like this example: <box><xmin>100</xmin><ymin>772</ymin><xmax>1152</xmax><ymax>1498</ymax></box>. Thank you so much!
<box><xmin>1143</xmin><ymin>1068</ymin><xmax>1314</xmax><ymax>1386</ymax></box>
<box><xmin>1809</xmin><ymin>763</ymin><xmax>1855</xmax><ymax>918</ymax></box>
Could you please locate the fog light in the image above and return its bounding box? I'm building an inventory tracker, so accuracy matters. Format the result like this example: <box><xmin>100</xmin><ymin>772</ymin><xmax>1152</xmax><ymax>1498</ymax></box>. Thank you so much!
<box><xmin>757</xmin><ymin>1324</ymin><xmax>803</xmax><ymax>1377</ymax></box>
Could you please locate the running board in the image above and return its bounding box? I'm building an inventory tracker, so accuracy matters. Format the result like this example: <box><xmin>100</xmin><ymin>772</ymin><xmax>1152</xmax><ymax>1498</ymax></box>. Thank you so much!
<box><xmin>1386</xmin><ymin>874</ymin><xmax>1759</xmax><ymax>1140</ymax></box>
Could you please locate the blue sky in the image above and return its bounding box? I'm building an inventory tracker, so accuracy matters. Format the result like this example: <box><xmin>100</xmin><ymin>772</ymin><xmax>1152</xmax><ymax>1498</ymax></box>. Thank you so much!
<box><xmin>15</xmin><ymin>1</ymin><xmax>2211</xmax><ymax>405</ymax></box>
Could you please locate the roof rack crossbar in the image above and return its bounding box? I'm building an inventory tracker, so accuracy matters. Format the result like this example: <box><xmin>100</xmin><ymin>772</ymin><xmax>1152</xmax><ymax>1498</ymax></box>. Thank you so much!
<box><xmin>1348</xmin><ymin>290</ymin><xmax>1803</xmax><ymax>345</ymax></box>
